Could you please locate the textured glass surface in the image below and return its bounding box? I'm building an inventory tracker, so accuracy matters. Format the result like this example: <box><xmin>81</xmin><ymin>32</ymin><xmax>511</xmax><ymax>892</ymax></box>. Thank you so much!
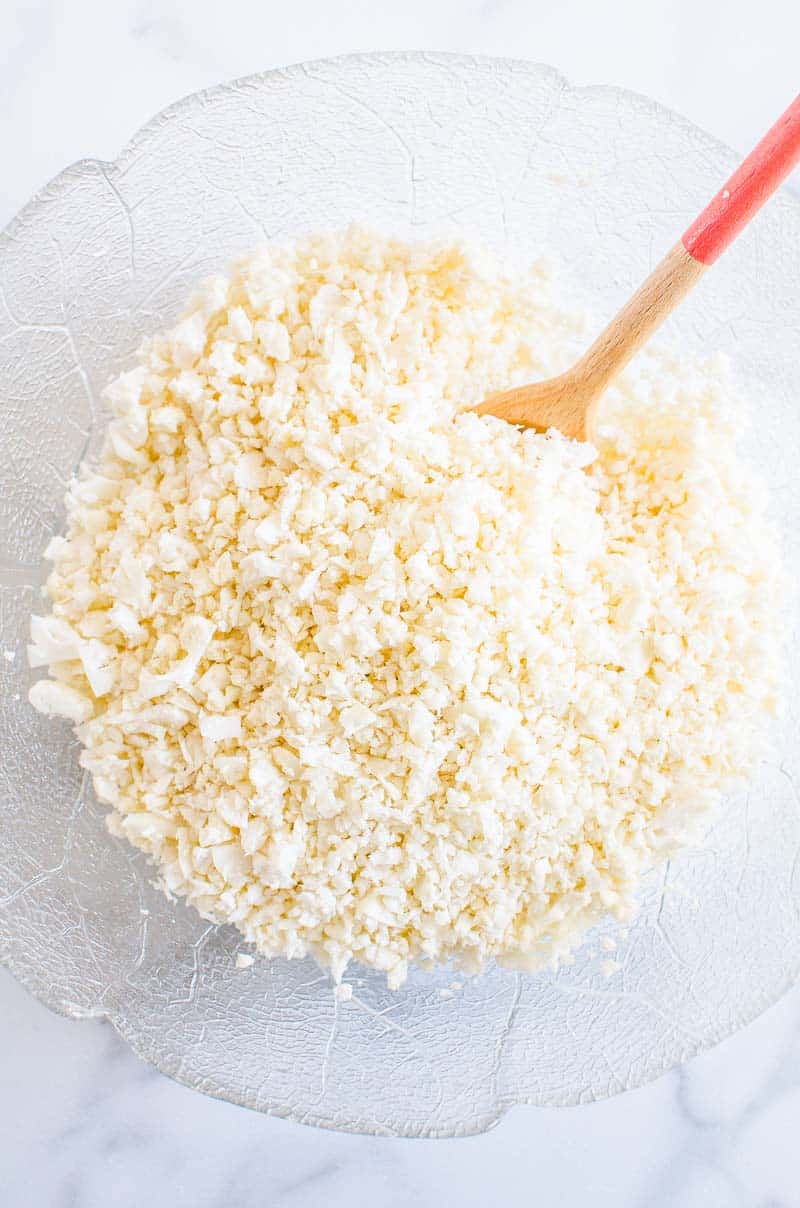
<box><xmin>1</xmin><ymin>53</ymin><xmax>799</xmax><ymax>1137</ymax></box>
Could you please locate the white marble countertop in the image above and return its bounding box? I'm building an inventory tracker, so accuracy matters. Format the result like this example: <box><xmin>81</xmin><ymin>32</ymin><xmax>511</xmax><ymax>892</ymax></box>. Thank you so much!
<box><xmin>2</xmin><ymin>3</ymin><xmax>799</xmax><ymax>1205</ymax></box>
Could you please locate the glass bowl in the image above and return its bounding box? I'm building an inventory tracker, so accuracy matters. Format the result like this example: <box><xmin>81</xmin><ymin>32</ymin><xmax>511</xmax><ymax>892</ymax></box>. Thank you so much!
<box><xmin>1</xmin><ymin>52</ymin><xmax>799</xmax><ymax>1138</ymax></box>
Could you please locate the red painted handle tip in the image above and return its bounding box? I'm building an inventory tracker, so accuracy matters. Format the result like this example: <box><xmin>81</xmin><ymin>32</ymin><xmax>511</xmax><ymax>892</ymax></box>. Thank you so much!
<box><xmin>682</xmin><ymin>94</ymin><xmax>800</xmax><ymax>266</ymax></box>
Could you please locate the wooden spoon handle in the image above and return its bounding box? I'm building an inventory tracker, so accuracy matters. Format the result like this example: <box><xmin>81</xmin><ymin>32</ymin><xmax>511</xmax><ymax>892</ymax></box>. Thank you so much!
<box><xmin>577</xmin><ymin>243</ymin><xmax>704</xmax><ymax>419</ymax></box>
<box><xmin>578</xmin><ymin>93</ymin><xmax>800</xmax><ymax>431</ymax></box>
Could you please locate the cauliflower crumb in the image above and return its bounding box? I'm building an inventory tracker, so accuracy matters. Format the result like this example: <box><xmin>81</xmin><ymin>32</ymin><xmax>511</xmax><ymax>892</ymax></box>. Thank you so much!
<box><xmin>28</xmin><ymin>228</ymin><xmax>784</xmax><ymax>989</ymax></box>
<box><xmin>235</xmin><ymin>953</ymin><xmax>255</xmax><ymax>970</ymax></box>
<box><xmin>28</xmin><ymin>679</ymin><xmax>93</xmax><ymax>724</ymax></box>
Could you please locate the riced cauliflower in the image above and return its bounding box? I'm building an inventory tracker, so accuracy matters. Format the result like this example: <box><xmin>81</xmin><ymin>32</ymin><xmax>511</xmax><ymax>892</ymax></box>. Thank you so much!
<box><xmin>28</xmin><ymin>228</ymin><xmax>783</xmax><ymax>988</ymax></box>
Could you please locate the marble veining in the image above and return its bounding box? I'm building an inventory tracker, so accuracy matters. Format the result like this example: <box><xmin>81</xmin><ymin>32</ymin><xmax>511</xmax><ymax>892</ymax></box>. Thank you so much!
<box><xmin>2</xmin><ymin>2</ymin><xmax>800</xmax><ymax>1205</ymax></box>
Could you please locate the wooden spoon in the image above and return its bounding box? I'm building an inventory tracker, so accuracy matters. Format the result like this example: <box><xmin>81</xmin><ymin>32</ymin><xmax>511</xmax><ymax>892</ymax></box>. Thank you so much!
<box><xmin>473</xmin><ymin>93</ymin><xmax>800</xmax><ymax>442</ymax></box>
